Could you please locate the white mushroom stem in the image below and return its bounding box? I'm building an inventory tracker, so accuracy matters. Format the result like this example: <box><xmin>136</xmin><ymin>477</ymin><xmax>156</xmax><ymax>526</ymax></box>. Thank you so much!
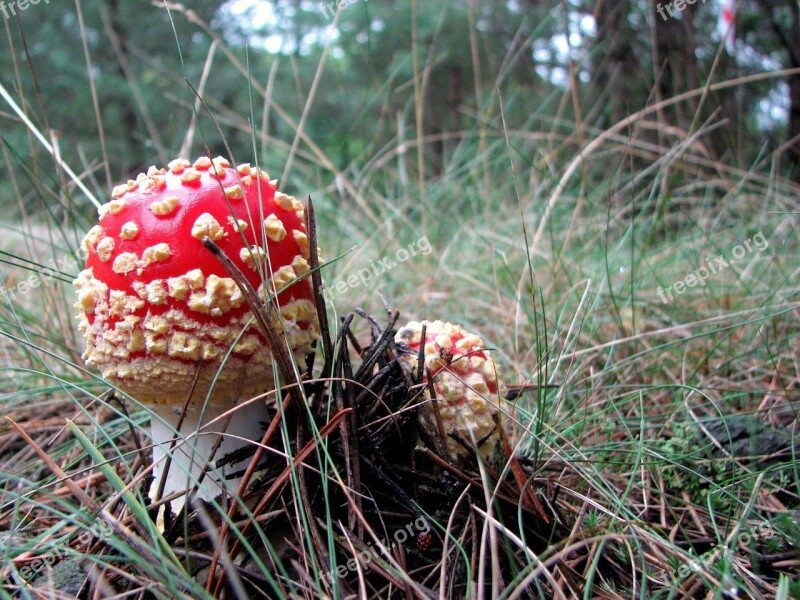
<box><xmin>148</xmin><ymin>399</ymin><xmax>269</xmax><ymax>511</ymax></box>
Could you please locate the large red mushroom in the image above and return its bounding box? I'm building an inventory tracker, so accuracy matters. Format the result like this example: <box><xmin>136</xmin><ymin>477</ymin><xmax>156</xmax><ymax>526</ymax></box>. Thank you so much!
<box><xmin>74</xmin><ymin>156</ymin><xmax>319</xmax><ymax>507</ymax></box>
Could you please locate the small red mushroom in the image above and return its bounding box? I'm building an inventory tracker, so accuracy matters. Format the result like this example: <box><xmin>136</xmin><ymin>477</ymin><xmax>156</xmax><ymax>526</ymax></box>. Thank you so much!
<box><xmin>394</xmin><ymin>320</ymin><xmax>513</xmax><ymax>465</ymax></box>
<box><xmin>74</xmin><ymin>156</ymin><xmax>319</xmax><ymax>506</ymax></box>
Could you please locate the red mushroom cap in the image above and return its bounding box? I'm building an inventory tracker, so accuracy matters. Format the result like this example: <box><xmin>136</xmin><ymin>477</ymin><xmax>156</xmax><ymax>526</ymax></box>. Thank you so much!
<box><xmin>395</xmin><ymin>320</ymin><xmax>511</xmax><ymax>463</ymax></box>
<box><xmin>74</xmin><ymin>157</ymin><xmax>319</xmax><ymax>404</ymax></box>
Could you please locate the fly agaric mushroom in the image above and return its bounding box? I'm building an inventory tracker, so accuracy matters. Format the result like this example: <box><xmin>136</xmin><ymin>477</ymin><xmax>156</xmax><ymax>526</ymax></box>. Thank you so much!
<box><xmin>74</xmin><ymin>156</ymin><xmax>318</xmax><ymax>506</ymax></box>
<box><xmin>394</xmin><ymin>320</ymin><xmax>512</xmax><ymax>464</ymax></box>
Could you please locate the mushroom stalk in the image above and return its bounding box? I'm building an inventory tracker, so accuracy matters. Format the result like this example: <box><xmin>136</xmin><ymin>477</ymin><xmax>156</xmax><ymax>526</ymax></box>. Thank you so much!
<box><xmin>149</xmin><ymin>399</ymin><xmax>269</xmax><ymax>506</ymax></box>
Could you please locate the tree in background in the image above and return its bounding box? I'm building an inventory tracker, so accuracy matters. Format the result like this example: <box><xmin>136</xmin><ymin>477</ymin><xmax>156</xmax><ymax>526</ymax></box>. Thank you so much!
<box><xmin>745</xmin><ymin>0</ymin><xmax>800</xmax><ymax>178</ymax></box>
<box><xmin>591</xmin><ymin>0</ymin><xmax>645</xmax><ymax>127</ymax></box>
<box><xmin>1</xmin><ymin>0</ymin><xmax>798</xmax><ymax>218</ymax></box>
<box><xmin>0</xmin><ymin>0</ymin><xmax>242</xmax><ymax>198</ymax></box>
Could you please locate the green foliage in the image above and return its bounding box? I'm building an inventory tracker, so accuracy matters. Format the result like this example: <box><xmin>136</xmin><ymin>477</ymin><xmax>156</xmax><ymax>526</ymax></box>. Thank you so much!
<box><xmin>2</xmin><ymin>0</ymin><xmax>798</xmax><ymax>218</ymax></box>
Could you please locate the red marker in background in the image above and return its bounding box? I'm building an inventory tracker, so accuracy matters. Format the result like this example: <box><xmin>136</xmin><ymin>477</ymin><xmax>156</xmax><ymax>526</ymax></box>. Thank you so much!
<box><xmin>718</xmin><ymin>0</ymin><xmax>736</xmax><ymax>54</ymax></box>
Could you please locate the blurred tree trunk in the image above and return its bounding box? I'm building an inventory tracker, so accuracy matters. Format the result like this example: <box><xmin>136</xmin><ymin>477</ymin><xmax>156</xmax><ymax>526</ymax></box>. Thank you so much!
<box><xmin>651</xmin><ymin>0</ymin><xmax>695</xmax><ymax>130</ymax></box>
<box><xmin>447</xmin><ymin>66</ymin><xmax>462</xmax><ymax>133</ymax></box>
<box><xmin>592</xmin><ymin>0</ymin><xmax>641</xmax><ymax>126</ymax></box>
<box><xmin>683</xmin><ymin>2</ymin><xmax>700</xmax><ymax>93</ymax></box>
<box><xmin>790</xmin><ymin>0</ymin><xmax>800</xmax><ymax>178</ymax></box>
<box><xmin>753</xmin><ymin>0</ymin><xmax>800</xmax><ymax>178</ymax></box>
